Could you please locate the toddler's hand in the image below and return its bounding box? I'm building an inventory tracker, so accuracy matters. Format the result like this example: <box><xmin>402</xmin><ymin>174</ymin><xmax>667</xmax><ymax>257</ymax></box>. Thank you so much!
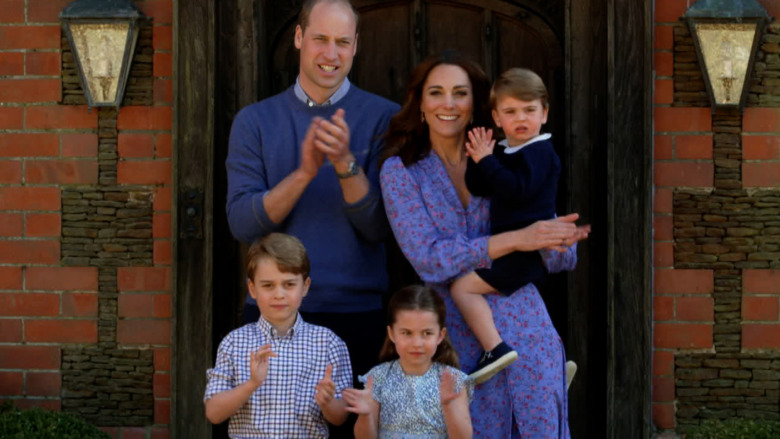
<box><xmin>249</xmin><ymin>344</ymin><xmax>277</xmax><ymax>387</ymax></box>
<box><xmin>465</xmin><ymin>127</ymin><xmax>495</xmax><ymax>163</ymax></box>
<box><xmin>343</xmin><ymin>376</ymin><xmax>378</xmax><ymax>415</ymax></box>
<box><xmin>440</xmin><ymin>369</ymin><xmax>463</xmax><ymax>406</ymax></box>
<box><xmin>315</xmin><ymin>364</ymin><xmax>337</xmax><ymax>407</ymax></box>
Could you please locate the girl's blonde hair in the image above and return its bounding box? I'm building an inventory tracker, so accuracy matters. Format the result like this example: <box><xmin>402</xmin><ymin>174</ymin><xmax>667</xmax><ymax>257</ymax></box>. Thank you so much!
<box><xmin>379</xmin><ymin>285</ymin><xmax>460</xmax><ymax>368</ymax></box>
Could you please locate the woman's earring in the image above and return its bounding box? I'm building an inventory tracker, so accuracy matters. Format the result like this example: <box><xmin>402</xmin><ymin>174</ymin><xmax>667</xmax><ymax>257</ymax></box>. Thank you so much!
<box><xmin>421</xmin><ymin>112</ymin><xmax>426</xmax><ymax>123</ymax></box>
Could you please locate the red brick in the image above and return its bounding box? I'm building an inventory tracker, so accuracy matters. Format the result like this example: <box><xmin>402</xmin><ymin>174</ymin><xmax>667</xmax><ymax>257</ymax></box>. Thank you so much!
<box><xmin>0</xmin><ymin>107</ymin><xmax>23</xmax><ymax>129</ymax></box>
<box><xmin>100</xmin><ymin>427</ymin><xmax>120</xmax><ymax>439</ymax></box>
<box><xmin>117</xmin><ymin>160</ymin><xmax>171</xmax><ymax>185</ymax></box>
<box><xmin>743</xmin><ymin>135</ymin><xmax>780</xmax><ymax>160</ymax></box>
<box><xmin>117</xmin><ymin>106</ymin><xmax>172</xmax><ymax>130</ymax></box>
<box><xmin>62</xmin><ymin>293</ymin><xmax>98</xmax><ymax>317</ymax></box>
<box><xmin>0</xmin><ymin>212</ymin><xmax>22</xmax><ymax>236</ymax></box>
<box><xmin>154</xmin><ymin>398</ymin><xmax>170</xmax><ymax>424</ymax></box>
<box><xmin>654</xmin><ymin>241</ymin><xmax>674</xmax><ymax>268</ymax></box>
<box><xmin>155</xmin><ymin>133</ymin><xmax>172</xmax><ymax>158</ymax></box>
<box><xmin>655</xmin><ymin>0</ymin><xmax>687</xmax><ymax>22</ymax></box>
<box><xmin>654</xmin><ymin>350</ymin><xmax>675</xmax><ymax>376</ymax></box>
<box><xmin>0</xmin><ymin>241</ymin><xmax>59</xmax><ymax>264</ymax></box>
<box><xmin>154</xmin><ymin>373</ymin><xmax>170</xmax><ymax>397</ymax></box>
<box><xmin>0</xmin><ymin>25</ymin><xmax>60</xmax><ymax>50</ymax></box>
<box><xmin>154</xmin><ymin>240</ymin><xmax>171</xmax><ymax>265</ymax></box>
<box><xmin>655</xmin><ymin>107</ymin><xmax>711</xmax><ymax>132</ymax></box>
<box><xmin>117</xmin><ymin>319</ymin><xmax>171</xmax><ymax>345</ymax></box>
<box><xmin>654</xmin><ymin>296</ymin><xmax>674</xmax><ymax>321</ymax></box>
<box><xmin>153</xmin><ymin>25</ymin><xmax>172</xmax><ymax>50</ymax></box>
<box><xmin>118</xmin><ymin>267</ymin><xmax>171</xmax><ymax>292</ymax></box>
<box><xmin>654</xmin><ymin>51</ymin><xmax>673</xmax><ymax>77</ymax></box>
<box><xmin>25</xmin><ymin>213</ymin><xmax>61</xmax><ymax>237</ymax></box>
<box><xmin>61</xmin><ymin>133</ymin><xmax>97</xmax><ymax>157</ymax></box>
<box><xmin>153</xmin><ymin>79</ymin><xmax>172</xmax><ymax>104</ymax></box>
<box><xmin>654</xmin><ymin>215</ymin><xmax>673</xmax><ymax>241</ymax></box>
<box><xmin>654</xmin><ymin>188</ymin><xmax>673</xmax><ymax>213</ymax></box>
<box><xmin>0</xmin><ymin>79</ymin><xmax>59</xmax><ymax>102</ymax></box>
<box><xmin>0</xmin><ymin>345</ymin><xmax>60</xmax><ymax>369</ymax></box>
<box><xmin>744</xmin><ymin>270</ymin><xmax>780</xmax><ymax>294</ymax></box>
<box><xmin>25</xmin><ymin>159</ymin><xmax>98</xmax><ymax>184</ymax></box>
<box><xmin>26</xmin><ymin>105</ymin><xmax>97</xmax><ymax>129</ymax></box>
<box><xmin>744</xmin><ymin>162</ymin><xmax>780</xmax><ymax>187</ymax></box>
<box><xmin>0</xmin><ymin>52</ymin><xmax>23</xmax><ymax>75</ymax></box>
<box><xmin>153</xmin><ymin>294</ymin><xmax>171</xmax><ymax>318</ymax></box>
<box><xmin>0</xmin><ymin>187</ymin><xmax>60</xmax><ymax>210</ymax></box>
<box><xmin>0</xmin><ymin>319</ymin><xmax>22</xmax><ymax>342</ymax></box>
<box><xmin>26</xmin><ymin>371</ymin><xmax>60</xmax><ymax>396</ymax></box>
<box><xmin>27</xmin><ymin>0</ymin><xmax>72</xmax><ymax>22</ymax></box>
<box><xmin>118</xmin><ymin>133</ymin><xmax>155</xmax><ymax>158</ymax></box>
<box><xmin>675</xmin><ymin>135</ymin><xmax>713</xmax><ymax>160</ymax></box>
<box><xmin>654</xmin><ymin>25</ymin><xmax>674</xmax><ymax>50</ymax></box>
<box><xmin>758</xmin><ymin>1</ymin><xmax>780</xmax><ymax>19</ymax></box>
<box><xmin>0</xmin><ymin>266</ymin><xmax>22</xmax><ymax>289</ymax></box>
<box><xmin>25</xmin><ymin>52</ymin><xmax>60</xmax><ymax>76</ymax></box>
<box><xmin>0</xmin><ymin>133</ymin><xmax>59</xmax><ymax>157</ymax></box>
<box><xmin>654</xmin><ymin>162</ymin><xmax>713</xmax><ymax>187</ymax></box>
<box><xmin>154</xmin><ymin>347</ymin><xmax>170</xmax><ymax>371</ymax></box>
<box><xmin>653</xmin><ymin>376</ymin><xmax>675</xmax><ymax>402</ymax></box>
<box><xmin>0</xmin><ymin>293</ymin><xmax>59</xmax><ymax>316</ymax></box>
<box><xmin>139</xmin><ymin>0</ymin><xmax>173</xmax><ymax>24</ymax></box>
<box><xmin>743</xmin><ymin>108</ymin><xmax>780</xmax><ymax>132</ymax></box>
<box><xmin>118</xmin><ymin>293</ymin><xmax>154</xmax><ymax>318</ymax></box>
<box><xmin>654</xmin><ymin>79</ymin><xmax>673</xmax><ymax>104</ymax></box>
<box><xmin>654</xmin><ymin>135</ymin><xmax>673</xmax><ymax>160</ymax></box>
<box><xmin>11</xmin><ymin>399</ymin><xmax>60</xmax><ymax>411</ymax></box>
<box><xmin>652</xmin><ymin>403</ymin><xmax>675</xmax><ymax>430</ymax></box>
<box><xmin>153</xmin><ymin>213</ymin><xmax>171</xmax><ymax>238</ymax></box>
<box><xmin>743</xmin><ymin>296</ymin><xmax>779</xmax><ymax>322</ymax></box>
<box><xmin>655</xmin><ymin>269</ymin><xmax>714</xmax><ymax>294</ymax></box>
<box><xmin>153</xmin><ymin>53</ymin><xmax>172</xmax><ymax>77</ymax></box>
<box><xmin>0</xmin><ymin>160</ymin><xmax>21</xmax><ymax>183</ymax></box>
<box><xmin>0</xmin><ymin>372</ymin><xmax>22</xmax><ymax>395</ymax></box>
<box><xmin>654</xmin><ymin>323</ymin><xmax>712</xmax><ymax>348</ymax></box>
<box><xmin>150</xmin><ymin>426</ymin><xmax>169</xmax><ymax>439</ymax></box>
<box><xmin>122</xmin><ymin>427</ymin><xmax>147</xmax><ymax>439</ymax></box>
<box><xmin>0</xmin><ymin>0</ymin><xmax>24</xmax><ymax>23</ymax></box>
<box><xmin>25</xmin><ymin>319</ymin><xmax>97</xmax><ymax>343</ymax></box>
<box><xmin>677</xmin><ymin>297</ymin><xmax>713</xmax><ymax>322</ymax></box>
<box><xmin>26</xmin><ymin>266</ymin><xmax>98</xmax><ymax>291</ymax></box>
<box><xmin>742</xmin><ymin>324</ymin><xmax>780</xmax><ymax>349</ymax></box>
<box><xmin>154</xmin><ymin>186</ymin><xmax>171</xmax><ymax>211</ymax></box>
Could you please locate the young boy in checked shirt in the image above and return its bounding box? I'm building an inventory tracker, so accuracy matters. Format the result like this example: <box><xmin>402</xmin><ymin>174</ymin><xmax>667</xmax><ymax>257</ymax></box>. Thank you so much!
<box><xmin>204</xmin><ymin>233</ymin><xmax>352</xmax><ymax>438</ymax></box>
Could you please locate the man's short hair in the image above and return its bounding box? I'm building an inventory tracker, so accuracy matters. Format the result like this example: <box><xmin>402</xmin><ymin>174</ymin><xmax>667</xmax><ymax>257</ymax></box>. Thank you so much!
<box><xmin>298</xmin><ymin>0</ymin><xmax>359</xmax><ymax>33</ymax></box>
<box><xmin>490</xmin><ymin>68</ymin><xmax>549</xmax><ymax>109</ymax></box>
<box><xmin>246</xmin><ymin>233</ymin><xmax>311</xmax><ymax>280</ymax></box>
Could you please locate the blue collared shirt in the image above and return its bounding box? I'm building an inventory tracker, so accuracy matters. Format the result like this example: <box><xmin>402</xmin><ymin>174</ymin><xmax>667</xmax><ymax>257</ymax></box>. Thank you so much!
<box><xmin>204</xmin><ymin>314</ymin><xmax>352</xmax><ymax>438</ymax></box>
<box><xmin>294</xmin><ymin>77</ymin><xmax>351</xmax><ymax>107</ymax></box>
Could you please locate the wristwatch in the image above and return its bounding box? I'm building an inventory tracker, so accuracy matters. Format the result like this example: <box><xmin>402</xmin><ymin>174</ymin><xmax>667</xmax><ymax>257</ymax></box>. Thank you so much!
<box><xmin>335</xmin><ymin>160</ymin><xmax>360</xmax><ymax>179</ymax></box>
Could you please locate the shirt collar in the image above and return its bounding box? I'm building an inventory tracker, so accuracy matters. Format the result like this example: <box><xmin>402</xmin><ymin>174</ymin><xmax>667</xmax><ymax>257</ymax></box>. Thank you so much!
<box><xmin>294</xmin><ymin>77</ymin><xmax>351</xmax><ymax>107</ymax></box>
<box><xmin>256</xmin><ymin>313</ymin><xmax>304</xmax><ymax>339</ymax></box>
<box><xmin>502</xmin><ymin>133</ymin><xmax>552</xmax><ymax>155</ymax></box>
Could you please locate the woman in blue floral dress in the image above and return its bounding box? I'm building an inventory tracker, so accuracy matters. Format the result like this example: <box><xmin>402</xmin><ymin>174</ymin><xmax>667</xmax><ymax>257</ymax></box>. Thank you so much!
<box><xmin>379</xmin><ymin>51</ymin><xmax>588</xmax><ymax>438</ymax></box>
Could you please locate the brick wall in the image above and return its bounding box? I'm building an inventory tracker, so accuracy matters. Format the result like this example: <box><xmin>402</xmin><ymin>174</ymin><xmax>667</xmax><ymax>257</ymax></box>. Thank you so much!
<box><xmin>0</xmin><ymin>1</ymin><xmax>173</xmax><ymax>437</ymax></box>
<box><xmin>654</xmin><ymin>0</ymin><xmax>780</xmax><ymax>434</ymax></box>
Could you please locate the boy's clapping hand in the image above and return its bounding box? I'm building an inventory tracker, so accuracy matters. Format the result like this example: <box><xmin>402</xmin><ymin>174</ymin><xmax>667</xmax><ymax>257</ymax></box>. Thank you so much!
<box><xmin>249</xmin><ymin>344</ymin><xmax>277</xmax><ymax>387</ymax></box>
<box><xmin>465</xmin><ymin>127</ymin><xmax>495</xmax><ymax>163</ymax></box>
<box><xmin>315</xmin><ymin>364</ymin><xmax>337</xmax><ymax>407</ymax></box>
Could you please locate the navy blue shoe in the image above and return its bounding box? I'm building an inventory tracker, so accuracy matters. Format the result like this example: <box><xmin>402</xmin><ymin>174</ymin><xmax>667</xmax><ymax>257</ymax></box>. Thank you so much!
<box><xmin>468</xmin><ymin>342</ymin><xmax>518</xmax><ymax>384</ymax></box>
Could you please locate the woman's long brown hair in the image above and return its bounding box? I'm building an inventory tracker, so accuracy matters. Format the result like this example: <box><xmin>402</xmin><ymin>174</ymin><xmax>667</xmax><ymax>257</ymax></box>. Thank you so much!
<box><xmin>378</xmin><ymin>285</ymin><xmax>460</xmax><ymax>369</ymax></box>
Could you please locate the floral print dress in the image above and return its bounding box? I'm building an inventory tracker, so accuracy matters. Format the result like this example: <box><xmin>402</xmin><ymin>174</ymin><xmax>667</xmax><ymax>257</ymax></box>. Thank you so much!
<box><xmin>380</xmin><ymin>154</ymin><xmax>576</xmax><ymax>438</ymax></box>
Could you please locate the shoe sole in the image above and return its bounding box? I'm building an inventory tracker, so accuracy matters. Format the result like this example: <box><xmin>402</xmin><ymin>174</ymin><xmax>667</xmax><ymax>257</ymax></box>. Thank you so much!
<box><xmin>469</xmin><ymin>351</ymin><xmax>519</xmax><ymax>385</ymax></box>
<box><xmin>565</xmin><ymin>361</ymin><xmax>577</xmax><ymax>391</ymax></box>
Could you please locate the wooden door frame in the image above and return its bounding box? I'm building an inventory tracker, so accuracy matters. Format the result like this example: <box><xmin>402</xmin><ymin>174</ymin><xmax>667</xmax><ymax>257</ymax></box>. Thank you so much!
<box><xmin>173</xmin><ymin>0</ymin><xmax>654</xmax><ymax>437</ymax></box>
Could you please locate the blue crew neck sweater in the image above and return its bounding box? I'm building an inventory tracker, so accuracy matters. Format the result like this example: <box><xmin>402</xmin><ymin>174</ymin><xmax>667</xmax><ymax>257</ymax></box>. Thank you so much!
<box><xmin>226</xmin><ymin>86</ymin><xmax>400</xmax><ymax>313</ymax></box>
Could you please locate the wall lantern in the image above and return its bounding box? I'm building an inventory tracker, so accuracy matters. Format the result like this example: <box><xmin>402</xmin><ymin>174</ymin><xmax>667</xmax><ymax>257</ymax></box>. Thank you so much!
<box><xmin>60</xmin><ymin>0</ymin><xmax>144</xmax><ymax>109</ymax></box>
<box><xmin>683</xmin><ymin>0</ymin><xmax>772</xmax><ymax>112</ymax></box>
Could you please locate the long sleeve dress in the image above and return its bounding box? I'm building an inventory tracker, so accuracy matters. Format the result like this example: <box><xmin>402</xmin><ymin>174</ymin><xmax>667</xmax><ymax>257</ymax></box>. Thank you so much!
<box><xmin>380</xmin><ymin>153</ymin><xmax>576</xmax><ymax>438</ymax></box>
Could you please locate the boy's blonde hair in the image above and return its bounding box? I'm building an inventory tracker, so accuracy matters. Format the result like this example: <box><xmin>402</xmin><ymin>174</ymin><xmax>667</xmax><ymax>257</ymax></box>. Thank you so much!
<box><xmin>490</xmin><ymin>68</ymin><xmax>548</xmax><ymax>109</ymax></box>
<box><xmin>246</xmin><ymin>233</ymin><xmax>310</xmax><ymax>281</ymax></box>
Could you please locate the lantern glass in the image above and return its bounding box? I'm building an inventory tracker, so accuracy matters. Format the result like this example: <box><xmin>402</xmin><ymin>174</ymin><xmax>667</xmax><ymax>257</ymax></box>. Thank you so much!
<box><xmin>694</xmin><ymin>22</ymin><xmax>757</xmax><ymax>106</ymax></box>
<box><xmin>68</xmin><ymin>22</ymin><xmax>131</xmax><ymax>105</ymax></box>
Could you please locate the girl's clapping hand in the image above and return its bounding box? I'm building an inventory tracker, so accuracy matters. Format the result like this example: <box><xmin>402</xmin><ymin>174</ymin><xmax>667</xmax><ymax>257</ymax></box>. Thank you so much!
<box><xmin>439</xmin><ymin>369</ymin><xmax>462</xmax><ymax>406</ymax></box>
<box><xmin>343</xmin><ymin>376</ymin><xmax>378</xmax><ymax>415</ymax></box>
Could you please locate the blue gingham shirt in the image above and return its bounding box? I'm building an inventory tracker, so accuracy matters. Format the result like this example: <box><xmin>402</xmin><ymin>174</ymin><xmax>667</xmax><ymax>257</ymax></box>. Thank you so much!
<box><xmin>204</xmin><ymin>314</ymin><xmax>352</xmax><ymax>438</ymax></box>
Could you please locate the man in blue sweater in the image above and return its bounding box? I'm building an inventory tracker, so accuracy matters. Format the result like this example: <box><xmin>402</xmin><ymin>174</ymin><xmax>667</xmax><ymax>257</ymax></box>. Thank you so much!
<box><xmin>225</xmin><ymin>0</ymin><xmax>399</xmax><ymax>409</ymax></box>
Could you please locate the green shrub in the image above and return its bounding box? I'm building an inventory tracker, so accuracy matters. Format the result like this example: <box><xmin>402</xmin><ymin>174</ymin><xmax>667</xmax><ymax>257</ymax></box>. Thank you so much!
<box><xmin>0</xmin><ymin>402</ymin><xmax>110</xmax><ymax>439</ymax></box>
<box><xmin>685</xmin><ymin>418</ymin><xmax>780</xmax><ymax>439</ymax></box>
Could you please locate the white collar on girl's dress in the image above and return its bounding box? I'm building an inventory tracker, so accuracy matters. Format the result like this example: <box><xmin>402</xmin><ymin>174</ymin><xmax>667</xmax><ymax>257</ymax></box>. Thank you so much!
<box><xmin>502</xmin><ymin>133</ymin><xmax>552</xmax><ymax>155</ymax></box>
